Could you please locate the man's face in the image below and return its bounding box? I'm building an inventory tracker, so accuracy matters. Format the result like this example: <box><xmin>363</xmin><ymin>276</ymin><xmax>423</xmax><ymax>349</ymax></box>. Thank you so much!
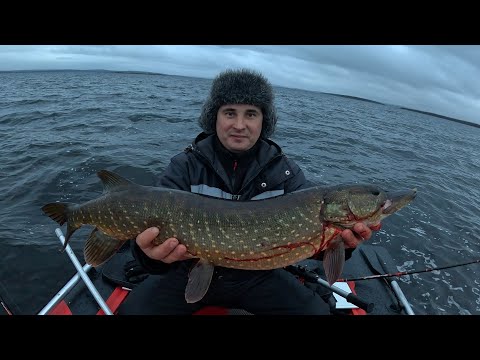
<box><xmin>216</xmin><ymin>104</ymin><xmax>263</xmax><ymax>153</ymax></box>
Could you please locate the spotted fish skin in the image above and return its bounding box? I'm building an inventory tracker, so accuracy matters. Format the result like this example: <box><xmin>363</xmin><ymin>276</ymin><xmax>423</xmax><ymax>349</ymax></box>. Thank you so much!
<box><xmin>42</xmin><ymin>170</ymin><xmax>417</xmax><ymax>289</ymax></box>
<box><xmin>44</xmin><ymin>172</ymin><xmax>327</xmax><ymax>269</ymax></box>
<box><xmin>130</xmin><ymin>183</ymin><xmax>326</xmax><ymax>270</ymax></box>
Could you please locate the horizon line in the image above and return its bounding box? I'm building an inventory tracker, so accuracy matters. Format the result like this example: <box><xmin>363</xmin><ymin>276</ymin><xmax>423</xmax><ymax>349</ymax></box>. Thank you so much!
<box><xmin>2</xmin><ymin>68</ymin><xmax>479</xmax><ymax>129</ymax></box>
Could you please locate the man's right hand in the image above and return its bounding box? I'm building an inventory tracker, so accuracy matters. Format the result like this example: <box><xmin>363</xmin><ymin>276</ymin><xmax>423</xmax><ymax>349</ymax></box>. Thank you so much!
<box><xmin>136</xmin><ymin>227</ymin><xmax>193</xmax><ymax>263</ymax></box>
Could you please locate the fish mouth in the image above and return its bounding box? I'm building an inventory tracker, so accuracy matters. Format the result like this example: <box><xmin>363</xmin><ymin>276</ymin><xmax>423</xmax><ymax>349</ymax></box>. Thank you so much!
<box><xmin>382</xmin><ymin>188</ymin><xmax>417</xmax><ymax>215</ymax></box>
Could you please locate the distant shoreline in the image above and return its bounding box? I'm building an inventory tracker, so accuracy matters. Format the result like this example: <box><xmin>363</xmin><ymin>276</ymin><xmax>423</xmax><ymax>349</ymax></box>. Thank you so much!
<box><xmin>325</xmin><ymin>93</ymin><xmax>480</xmax><ymax>129</ymax></box>
<box><xmin>398</xmin><ymin>107</ymin><xmax>480</xmax><ymax>129</ymax></box>
<box><xmin>2</xmin><ymin>69</ymin><xmax>479</xmax><ymax>128</ymax></box>
<box><xmin>0</xmin><ymin>69</ymin><xmax>170</xmax><ymax>76</ymax></box>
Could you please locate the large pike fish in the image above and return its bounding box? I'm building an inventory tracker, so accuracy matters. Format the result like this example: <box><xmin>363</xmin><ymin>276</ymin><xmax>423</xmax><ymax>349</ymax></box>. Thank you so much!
<box><xmin>42</xmin><ymin>170</ymin><xmax>416</xmax><ymax>303</ymax></box>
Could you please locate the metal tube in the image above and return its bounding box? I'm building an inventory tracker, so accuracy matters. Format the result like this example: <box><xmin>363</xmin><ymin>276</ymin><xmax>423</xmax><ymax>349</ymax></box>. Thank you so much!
<box><xmin>38</xmin><ymin>262</ymin><xmax>92</xmax><ymax>315</ymax></box>
<box><xmin>390</xmin><ymin>280</ymin><xmax>415</xmax><ymax>315</ymax></box>
<box><xmin>53</xmin><ymin>228</ymin><xmax>113</xmax><ymax>315</ymax></box>
<box><xmin>315</xmin><ymin>277</ymin><xmax>351</xmax><ymax>298</ymax></box>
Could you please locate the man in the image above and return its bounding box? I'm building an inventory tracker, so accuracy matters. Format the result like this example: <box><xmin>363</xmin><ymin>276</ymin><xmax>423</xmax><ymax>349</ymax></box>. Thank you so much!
<box><xmin>117</xmin><ymin>68</ymin><xmax>373</xmax><ymax>315</ymax></box>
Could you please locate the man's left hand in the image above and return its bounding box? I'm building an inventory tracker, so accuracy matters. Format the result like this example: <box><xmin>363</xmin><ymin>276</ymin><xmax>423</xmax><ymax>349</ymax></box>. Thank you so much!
<box><xmin>341</xmin><ymin>223</ymin><xmax>374</xmax><ymax>248</ymax></box>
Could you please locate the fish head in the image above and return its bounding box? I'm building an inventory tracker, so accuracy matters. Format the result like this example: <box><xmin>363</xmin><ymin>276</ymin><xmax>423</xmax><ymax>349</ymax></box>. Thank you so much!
<box><xmin>320</xmin><ymin>184</ymin><xmax>417</xmax><ymax>229</ymax></box>
<box><xmin>319</xmin><ymin>184</ymin><xmax>416</xmax><ymax>285</ymax></box>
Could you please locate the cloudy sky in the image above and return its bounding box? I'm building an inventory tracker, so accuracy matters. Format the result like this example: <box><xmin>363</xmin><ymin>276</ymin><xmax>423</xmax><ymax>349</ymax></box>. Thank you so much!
<box><xmin>1</xmin><ymin>45</ymin><xmax>479</xmax><ymax>125</ymax></box>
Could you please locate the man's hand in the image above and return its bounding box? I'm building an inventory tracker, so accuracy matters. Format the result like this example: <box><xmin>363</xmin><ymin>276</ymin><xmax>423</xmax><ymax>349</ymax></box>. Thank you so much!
<box><xmin>341</xmin><ymin>223</ymin><xmax>374</xmax><ymax>248</ymax></box>
<box><xmin>136</xmin><ymin>227</ymin><xmax>193</xmax><ymax>263</ymax></box>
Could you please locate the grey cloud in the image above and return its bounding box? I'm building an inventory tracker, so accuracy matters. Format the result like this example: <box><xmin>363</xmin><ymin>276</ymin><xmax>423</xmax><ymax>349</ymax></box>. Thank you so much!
<box><xmin>0</xmin><ymin>45</ymin><xmax>478</xmax><ymax>125</ymax></box>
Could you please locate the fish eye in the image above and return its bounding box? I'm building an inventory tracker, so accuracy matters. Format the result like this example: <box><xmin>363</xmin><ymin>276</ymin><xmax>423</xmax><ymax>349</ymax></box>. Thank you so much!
<box><xmin>371</xmin><ymin>191</ymin><xmax>380</xmax><ymax>196</ymax></box>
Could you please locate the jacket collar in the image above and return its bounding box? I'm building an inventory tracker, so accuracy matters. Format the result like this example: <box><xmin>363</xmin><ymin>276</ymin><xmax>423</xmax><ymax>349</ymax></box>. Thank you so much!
<box><xmin>190</xmin><ymin>132</ymin><xmax>283</xmax><ymax>192</ymax></box>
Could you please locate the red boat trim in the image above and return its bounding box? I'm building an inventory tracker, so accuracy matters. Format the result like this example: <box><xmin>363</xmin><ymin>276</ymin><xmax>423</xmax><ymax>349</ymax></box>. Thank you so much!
<box><xmin>48</xmin><ymin>300</ymin><xmax>73</xmax><ymax>315</ymax></box>
<box><xmin>46</xmin><ymin>282</ymin><xmax>365</xmax><ymax>316</ymax></box>
<box><xmin>48</xmin><ymin>286</ymin><xmax>130</xmax><ymax>315</ymax></box>
<box><xmin>97</xmin><ymin>287</ymin><xmax>130</xmax><ymax>315</ymax></box>
<box><xmin>193</xmin><ymin>306</ymin><xmax>229</xmax><ymax>315</ymax></box>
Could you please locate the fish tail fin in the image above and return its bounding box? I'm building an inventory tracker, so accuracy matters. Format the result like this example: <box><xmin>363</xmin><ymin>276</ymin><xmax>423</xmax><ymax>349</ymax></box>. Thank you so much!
<box><xmin>41</xmin><ymin>202</ymin><xmax>79</xmax><ymax>250</ymax></box>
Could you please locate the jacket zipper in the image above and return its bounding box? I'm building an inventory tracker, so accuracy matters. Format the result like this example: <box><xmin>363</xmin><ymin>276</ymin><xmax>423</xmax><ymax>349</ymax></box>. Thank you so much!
<box><xmin>236</xmin><ymin>153</ymin><xmax>283</xmax><ymax>195</ymax></box>
<box><xmin>192</xmin><ymin>146</ymin><xmax>283</xmax><ymax>198</ymax></box>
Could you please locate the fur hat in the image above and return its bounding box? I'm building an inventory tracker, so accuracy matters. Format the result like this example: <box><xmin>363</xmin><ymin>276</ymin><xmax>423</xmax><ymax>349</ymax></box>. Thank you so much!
<box><xmin>198</xmin><ymin>68</ymin><xmax>277</xmax><ymax>138</ymax></box>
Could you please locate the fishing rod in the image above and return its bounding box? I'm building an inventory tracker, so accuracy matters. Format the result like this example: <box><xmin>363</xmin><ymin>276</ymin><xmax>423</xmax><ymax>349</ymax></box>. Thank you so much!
<box><xmin>338</xmin><ymin>258</ymin><xmax>480</xmax><ymax>282</ymax></box>
<box><xmin>285</xmin><ymin>264</ymin><xmax>375</xmax><ymax>313</ymax></box>
<box><xmin>1</xmin><ymin>299</ymin><xmax>13</xmax><ymax>315</ymax></box>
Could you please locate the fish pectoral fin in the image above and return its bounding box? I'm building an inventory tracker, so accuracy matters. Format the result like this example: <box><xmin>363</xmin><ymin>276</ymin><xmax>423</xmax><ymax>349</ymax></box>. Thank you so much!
<box><xmin>323</xmin><ymin>240</ymin><xmax>345</xmax><ymax>285</ymax></box>
<box><xmin>84</xmin><ymin>228</ymin><xmax>125</xmax><ymax>267</ymax></box>
<box><xmin>185</xmin><ymin>258</ymin><xmax>214</xmax><ymax>304</ymax></box>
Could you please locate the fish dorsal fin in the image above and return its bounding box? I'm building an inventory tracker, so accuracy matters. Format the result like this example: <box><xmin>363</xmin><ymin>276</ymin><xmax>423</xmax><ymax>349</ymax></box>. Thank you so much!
<box><xmin>97</xmin><ymin>170</ymin><xmax>135</xmax><ymax>193</ymax></box>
